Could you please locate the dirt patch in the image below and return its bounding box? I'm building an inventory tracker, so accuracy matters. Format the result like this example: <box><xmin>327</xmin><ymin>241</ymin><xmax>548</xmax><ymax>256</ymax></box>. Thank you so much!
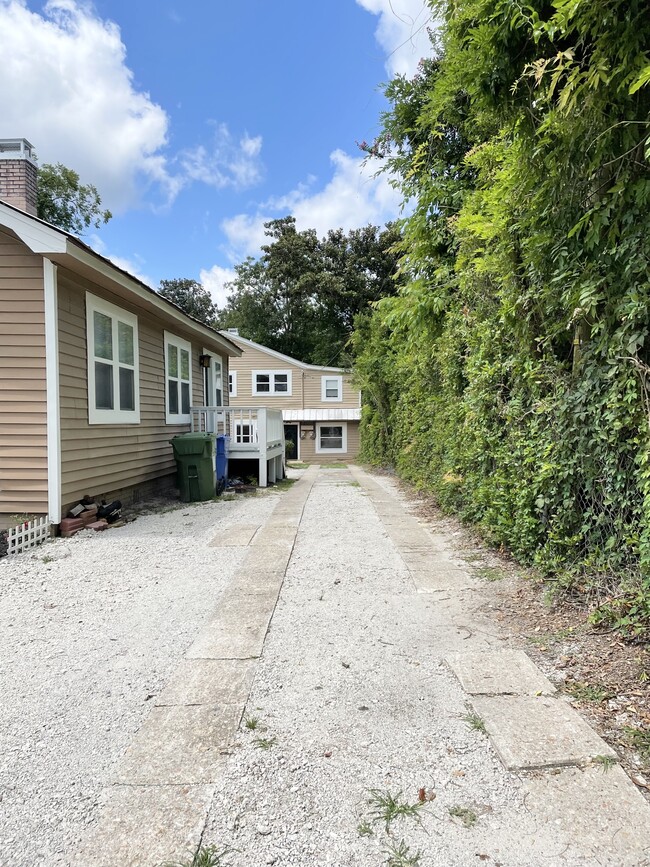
<box><xmin>390</xmin><ymin>474</ymin><xmax>650</xmax><ymax>798</ymax></box>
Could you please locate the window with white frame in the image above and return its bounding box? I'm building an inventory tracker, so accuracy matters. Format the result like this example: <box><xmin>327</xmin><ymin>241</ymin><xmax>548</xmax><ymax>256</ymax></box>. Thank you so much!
<box><xmin>86</xmin><ymin>293</ymin><xmax>140</xmax><ymax>424</ymax></box>
<box><xmin>165</xmin><ymin>332</ymin><xmax>192</xmax><ymax>423</ymax></box>
<box><xmin>229</xmin><ymin>370</ymin><xmax>237</xmax><ymax>397</ymax></box>
<box><xmin>315</xmin><ymin>422</ymin><xmax>347</xmax><ymax>453</ymax></box>
<box><xmin>252</xmin><ymin>369</ymin><xmax>292</xmax><ymax>396</ymax></box>
<box><xmin>321</xmin><ymin>375</ymin><xmax>343</xmax><ymax>402</ymax></box>
<box><xmin>235</xmin><ymin>422</ymin><xmax>257</xmax><ymax>444</ymax></box>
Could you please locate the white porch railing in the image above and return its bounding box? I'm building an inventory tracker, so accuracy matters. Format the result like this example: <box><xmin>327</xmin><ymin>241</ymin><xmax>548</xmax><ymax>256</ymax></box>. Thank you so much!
<box><xmin>190</xmin><ymin>406</ymin><xmax>285</xmax><ymax>487</ymax></box>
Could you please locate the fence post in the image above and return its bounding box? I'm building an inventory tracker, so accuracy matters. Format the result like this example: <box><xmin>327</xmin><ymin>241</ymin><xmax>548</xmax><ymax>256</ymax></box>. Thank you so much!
<box><xmin>258</xmin><ymin>407</ymin><xmax>268</xmax><ymax>487</ymax></box>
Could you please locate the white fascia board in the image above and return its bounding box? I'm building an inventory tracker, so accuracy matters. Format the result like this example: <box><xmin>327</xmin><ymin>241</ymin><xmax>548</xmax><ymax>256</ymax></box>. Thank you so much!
<box><xmin>0</xmin><ymin>202</ymin><xmax>67</xmax><ymax>253</ymax></box>
<box><xmin>224</xmin><ymin>333</ymin><xmax>345</xmax><ymax>372</ymax></box>
<box><xmin>65</xmin><ymin>243</ymin><xmax>242</xmax><ymax>357</ymax></box>
<box><xmin>43</xmin><ymin>258</ymin><xmax>62</xmax><ymax>524</ymax></box>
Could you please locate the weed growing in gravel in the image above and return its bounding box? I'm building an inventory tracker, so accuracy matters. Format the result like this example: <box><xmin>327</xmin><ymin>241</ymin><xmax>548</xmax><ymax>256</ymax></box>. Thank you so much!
<box><xmin>367</xmin><ymin>789</ymin><xmax>423</xmax><ymax>831</ymax></box>
<box><xmin>623</xmin><ymin>726</ymin><xmax>650</xmax><ymax>760</ymax></box>
<box><xmin>449</xmin><ymin>805</ymin><xmax>478</xmax><ymax>827</ymax></box>
<box><xmin>162</xmin><ymin>843</ymin><xmax>232</xmax><ymax>867</ymax></box>
<box><xmin>462</xmin><ymin>708</ymin><xmax>487</xmax><ymax>735</ymax></box>
<box><xmin>244</xmin><ymin>716</ymin><xmax>259</xmax><ymax>730</ymax></box>
<box><xmin>253</xmin><ymin>736</ymin><xmax>277</xmax><ymax>750</ymax></box>
<box><xmin>592</xmin><ymin>754</ymin><xmax>617</xmax><ymax>771</ymax></box>
<box><xmin>565</xmin><ymin>681</ymin><xmax>612</xmax><ymax>703</ymax></box>
<box><xmin>475</xmin><ymin>566</ymin><xmax>505</xmax><ymax>582</ymax></box>
<box><xmin>41</xmin><ymin>555</ymin><xmax>54</xmax><ymax>564</ymax></box>
<box><xmin>357</xmin><ymin>821</ymin><xmax>374</xmax><ymax>837</ymax></box>
<box><xmin>271</xmin><ymin>478</ymin><xmax>296</xmax><ymax>491</ymax></box>
<box><xmin>384</xmin><ymin>839</ymin><xmax>422</xmax><ymax>866</ymax></box>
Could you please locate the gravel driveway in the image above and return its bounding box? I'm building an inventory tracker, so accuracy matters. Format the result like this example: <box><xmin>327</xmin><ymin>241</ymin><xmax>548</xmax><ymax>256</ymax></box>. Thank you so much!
<box><xmin>2</xmin><ymin>468</ymin><xmax>648</xmax><ymax>867</ymax></box>
<box><xmin>0</xmin><ymin>493</ymin><xmax>279</xmax><ymax>866</ymax></box>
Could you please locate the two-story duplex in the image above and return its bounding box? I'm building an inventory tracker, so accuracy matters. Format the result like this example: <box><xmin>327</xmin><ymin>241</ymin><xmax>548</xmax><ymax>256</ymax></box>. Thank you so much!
<box><xmin>224</xmin><ymin>331</ymin><xmax>361</xmax><ymax>463</ymax></box>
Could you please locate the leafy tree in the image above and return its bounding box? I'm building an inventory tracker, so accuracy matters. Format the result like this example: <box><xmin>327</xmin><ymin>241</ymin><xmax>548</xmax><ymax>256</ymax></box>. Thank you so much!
<box><xmin>159</xmin><ymin>278</ymin><xmax>218</xmax><ymax>326</ymax></box>
<box><xmin>353</xmin><ymin>0</ymin><xmax>650</xmax><ymax>633</ymax></box>
<box><xmin>218</xmin><ymin>217</ymin><xmax>402</xmax><ymax>365</ymax></box>
<box><xmin>36</xmin><ymin>162</ymin><xmax>111</xmax><ymax>234</ymax></box>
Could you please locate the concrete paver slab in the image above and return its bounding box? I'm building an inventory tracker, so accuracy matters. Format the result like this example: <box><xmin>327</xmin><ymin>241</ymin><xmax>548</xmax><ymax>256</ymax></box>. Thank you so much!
<box><xmin>186</xmin><ymin>608</ymin><xmax>273</xmax><ymax>659</ymax></box>
<box><xmin>472</xmin><ymin>694</ymin><xmax>617</xmax><ymax>770</ymax></box>
<box><xmin>228</xmin><ymin>567</ymin><xmax>285</xmax><ymax>597</ymax></box>
<box><xmin>114</xmin><ymin>705</ymin><xmax>240</xmax><ymax>785</ymax></box>
<box><xmin>209</xmin><ymin>524</ymin><xmax>259</xmax><ymax>547</ymax></box>
<box><xmin>155</xmin><ymin>658</ymin><xmax>256</xmax><ymax>707</ymax></box>
<box><xmin>523</xmin><ymin>765</ymin><xmax>650</xmax><ymax>866</ymax></box>
<box><xmin>446</xmin><ymin>649</ymin><xmax>556</xmax><ymax>695</ymax></box>
<box><xmin>243</xmin><ymin>542</ymin><xmax>293</xmax><ymax>573</ymax></box>
<box><xmin>72</xmin><ymin>784</ymin><xmax>215</xmax><ymax>867</ymax></box>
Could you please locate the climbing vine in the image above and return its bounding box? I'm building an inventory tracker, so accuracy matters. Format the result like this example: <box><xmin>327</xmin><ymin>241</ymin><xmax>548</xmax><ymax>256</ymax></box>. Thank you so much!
<box><xmin>353</xmin><ymin>0</ymin><xmax>650</xmax><ymax>635</ymax></box>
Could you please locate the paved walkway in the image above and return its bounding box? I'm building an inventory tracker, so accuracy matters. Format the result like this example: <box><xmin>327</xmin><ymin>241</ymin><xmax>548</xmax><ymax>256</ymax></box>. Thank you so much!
<box><xmin>73</xmin><ymin>466</ymin><xmax>650</xmax><ymax>866</ymax></box>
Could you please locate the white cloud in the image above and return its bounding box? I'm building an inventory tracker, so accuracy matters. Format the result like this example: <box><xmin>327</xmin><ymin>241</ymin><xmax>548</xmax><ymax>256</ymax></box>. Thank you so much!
<box><xmin>179</xmin><ymin>125</ymin><xmax>263</xmax><ymax>191</ymax></box>
<box><xmin>0</xmin><ymin>0</ymin><xmax>174</xmax><ymax>211</ymax></box>
<box><xmin>200</xmin><ymin>264</ymin><xmax>237</xmax><ymax>308</ymax></box>
<box><xmin>356</xmin><ymin>0</ymin><xmax>434</xmax><ymax>77</ymax></box>
<box><xmin>219</xmin><ymin>149</ymin><xmax>403</xmax><ymax>261</ymax></box>
<box><xmin>0</xmin><ymin>1</ymin><xmax>264</xmax><ymax>214</ymax></box>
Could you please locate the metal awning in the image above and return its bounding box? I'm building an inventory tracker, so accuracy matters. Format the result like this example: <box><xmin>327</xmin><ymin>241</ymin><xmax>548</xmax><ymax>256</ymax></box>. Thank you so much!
<box><xmin>282</xmin><ymin>409</ymin><xmax>361</xmax><ymax>422</ymax></box>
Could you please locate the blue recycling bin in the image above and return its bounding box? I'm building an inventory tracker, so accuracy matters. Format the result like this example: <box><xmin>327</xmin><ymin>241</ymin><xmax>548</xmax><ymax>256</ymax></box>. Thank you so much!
<box><xmin>216</xmin><ymin>434</ymin><xmax>230</xmax><ymax>487</ymax></box>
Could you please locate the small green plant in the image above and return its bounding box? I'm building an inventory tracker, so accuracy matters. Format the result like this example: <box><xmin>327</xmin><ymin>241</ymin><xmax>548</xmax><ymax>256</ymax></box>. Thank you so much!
<box><xmin>162</xmin><ymin>843</ymin><xmax>232</xmax><ymax>867</ymax></box>
<box><xmin>462</xmin><ymin>709</ymin><xmax>487</xmax><ymax>735</ymax></box>
<box><xmin>623</xmin><ymin>726</ymin><xmax>650</xmax><ymax>761</ymax></box>
<box><xmin>367</xmin><ymin>789</ymin><xmax>423</xmax><ymax>831</ymax></box>
<box><xmin>384</xmin><ymin>839</ymin><xmax>422</xmax><ymax>866</ymax></box>
<box><xmin>253</xmin><ymin>736</ymin><xmax>277</xmax><ymax>750</ymax></box>
<box><xmin>41</xmin><ymin>554</ymin><xmax>54</xmax><ymax>564</ymax></box>
<box><xmin>244</xmin><ymin>716</ymin><xmax>259</xmax><ymax>730</ymax></box>
<box><xmin>565</xmin><ymin>681</ymin><xmax>612</xmax><ymax>703</ymax></box>
<box><xmin>592</xmin><ymin>754</ymin><xmax>617</xmax><ymax>771</ymax></box>
<box><xmin>357</xmin><ymin>821</ymin><xmax>374</xmax><ymax>837</ymax></box>
<box><xmin>271</xmin><ymin>478</ymin><xmax>297</xmax><ymax>491</ymax></box>
<box><xmin>475</xmin><ymin>566</ymin><xmax>505</xmax><ymax>582</ymax></box>
<box><xmin>449</xmin><ymin>805</ymin><xmax>478</xmax><ymax>827</ymax></box>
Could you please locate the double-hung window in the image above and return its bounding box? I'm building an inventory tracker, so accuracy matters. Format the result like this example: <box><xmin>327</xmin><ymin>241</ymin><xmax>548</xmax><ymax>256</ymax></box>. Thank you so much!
<box><xmin>252</xmin><ymin>369</ymin><xmax>292</xmax><ymax>396</ymax></box>
<box><xmin>316</xmin><ymin>422</ymin><xmax>347</xmax><ymax>454</ymax></box>
<box><xmin>321</xmin><ymin>375</ymin><xmax>342</xmax><ymax>402</ymax></box>
<box><xmin>165</xmin><ymin>332</ymin><xmax>192</xmax><ymax>423</ymax></box>
<box><xmin>86</xmin><ymin>293</ymin><xmax>140</xmax><ymax>424</ymax></box>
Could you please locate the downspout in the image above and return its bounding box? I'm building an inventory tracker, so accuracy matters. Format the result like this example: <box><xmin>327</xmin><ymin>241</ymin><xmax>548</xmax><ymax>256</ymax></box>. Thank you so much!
<box><xmin>43</xmin><ymin>258</ymin><xmax>61</xmax><ymax>524</ymax></box>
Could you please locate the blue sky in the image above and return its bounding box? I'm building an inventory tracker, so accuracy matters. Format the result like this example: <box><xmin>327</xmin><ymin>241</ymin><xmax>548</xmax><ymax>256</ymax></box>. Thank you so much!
<box><xmin>0</xmin><ymin>0</ymin><xmax>432</xmax><ymax>305</ymax></box>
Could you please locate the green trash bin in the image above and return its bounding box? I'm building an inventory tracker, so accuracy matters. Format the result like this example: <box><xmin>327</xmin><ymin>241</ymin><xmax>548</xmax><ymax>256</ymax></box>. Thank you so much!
<box><xmin>170</xmin><ymin>433</ymin><xmax>216</xmax><ymax>502</ymax></box>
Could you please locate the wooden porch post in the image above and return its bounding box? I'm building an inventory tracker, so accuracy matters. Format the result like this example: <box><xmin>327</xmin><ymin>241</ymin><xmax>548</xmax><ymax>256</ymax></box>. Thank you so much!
<box><xmin>258</xmin><ymin>407</ymin><xmax>268</xmax><ymax>487</ymax></box>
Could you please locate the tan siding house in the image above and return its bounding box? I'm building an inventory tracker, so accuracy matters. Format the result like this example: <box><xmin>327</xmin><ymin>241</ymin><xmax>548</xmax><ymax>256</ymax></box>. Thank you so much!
<box><xmin>225</xmin><ymin>333</ymin><xmax>361</xmax><ymax>463</ymax></box>
<box><xmin>0</xmin><ymin>199</ymin><xmax>240</xmax><ymax>529</ymax></box>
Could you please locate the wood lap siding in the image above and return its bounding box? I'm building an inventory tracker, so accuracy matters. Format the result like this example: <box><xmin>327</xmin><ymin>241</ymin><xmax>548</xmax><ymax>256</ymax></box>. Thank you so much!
<box><xmin>0</xmin><ymin>228</ymin><xmax>48</xmax><ymax>515</ymax></box>
<box><xmin>299</xmin><ymin>421</ymin><xmax>360</xmax><ymax>462</ymax></box>
<box><xmin>57</xmin><ymin>271</ymin><xmax>207</xmax><ymax>508</ymax></box>
<box><xmin>229</xmin><ymin>341</ymin><xmax>358</xmax><ymax>410</ymax></box>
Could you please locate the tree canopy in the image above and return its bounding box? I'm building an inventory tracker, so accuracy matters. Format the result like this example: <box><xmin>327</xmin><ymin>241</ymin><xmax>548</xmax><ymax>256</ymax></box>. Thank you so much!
<box><xmin>217</xmin><ymin>216</ymin><xmax>402</xmax><ymax>366</ymax></box>
<box><xmin>158</xmin><ymin>278</ymin><xmax>218</xmax><ymax>326</ymax></box>
<box><xmin>37</xmin><ymin>162</ymin><xmax>112</xmax><ymax>234</ymax></box>
<box><xmin>353</xmin><ymin>0</ymin><xmax>650</xmax><ymax>634</ymax></box>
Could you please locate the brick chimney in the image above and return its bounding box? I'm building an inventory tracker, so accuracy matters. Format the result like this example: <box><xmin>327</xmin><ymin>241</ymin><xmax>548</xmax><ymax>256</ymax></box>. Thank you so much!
<box><xmin>0</xmin><ymin>138</ymin><xmax>38</xmax><ymax>216</ymax></box>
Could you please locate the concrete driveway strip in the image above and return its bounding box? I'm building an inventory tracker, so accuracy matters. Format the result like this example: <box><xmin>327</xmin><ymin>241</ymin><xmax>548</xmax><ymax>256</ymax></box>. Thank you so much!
<box><xmin>72</xmin><ymin>468</ymin><xmax>318</xmax><ymax>867</ymax></box>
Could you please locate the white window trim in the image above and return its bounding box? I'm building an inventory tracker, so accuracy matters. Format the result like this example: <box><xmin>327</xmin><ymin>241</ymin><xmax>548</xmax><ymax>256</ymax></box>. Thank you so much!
<box><xmin>86</xmin><ymin>293</ymin><xmax>140</xmax><ymax>425</ymax></box>
<box><xmin>321</xmin><ymin>374</ymin><xmax>343</xmax><ymax>402</ymax></box>
<box><xmin>252</xmin><ymin>369</ymin><xmax>292</xmax><ymax>396</ymax></box>
<box><xmin>164</xmin><ymin>331</ymin><xmax>193</xmax><ymax>424</ymax></box>
<box><xmin>315</xmin><ymin>422</ymin><xmax>347</xmax><ymax>454</ymax></box>
<box><xmin>229</xmin><ymin>370</ymin><xmax>238</xmax><ymax>397</ymax></box>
